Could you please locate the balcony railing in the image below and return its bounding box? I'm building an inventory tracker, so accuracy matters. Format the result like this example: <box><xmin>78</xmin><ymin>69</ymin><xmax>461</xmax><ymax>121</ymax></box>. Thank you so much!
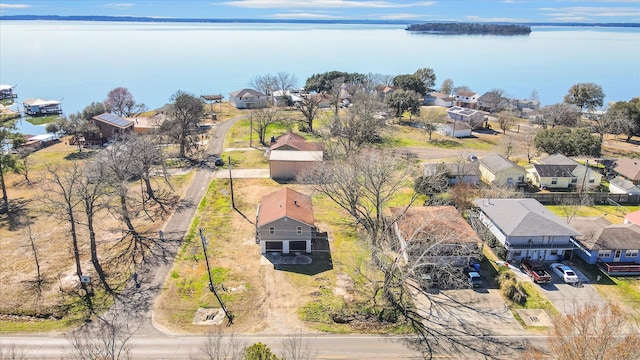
<box><xmin>597</xmin><ymin>260</ymin><xmax>640</xmax><ymax>275</ymax></box>
<box><xmin>505</xmin><ymin>241</ymin><xmax>574</xmax><ymax>250</ymax></box>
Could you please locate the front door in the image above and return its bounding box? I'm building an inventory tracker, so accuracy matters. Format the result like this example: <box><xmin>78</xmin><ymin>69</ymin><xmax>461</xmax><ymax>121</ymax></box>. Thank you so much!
<box><xmin>614</xmin><ymin>250</ymin><xmax>622</xmax><ymax>262</ymax></box>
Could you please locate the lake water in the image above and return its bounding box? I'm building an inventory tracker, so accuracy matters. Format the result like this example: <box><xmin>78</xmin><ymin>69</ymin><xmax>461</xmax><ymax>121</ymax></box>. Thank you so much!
<box><xmin>1</xmin><ymin>21</ymin><xmax>639</xmax><ymax>135</ymax></box>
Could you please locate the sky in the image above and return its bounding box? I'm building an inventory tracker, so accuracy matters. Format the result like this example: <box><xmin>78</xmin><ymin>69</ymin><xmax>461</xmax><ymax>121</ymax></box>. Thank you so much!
<box><xmin>0</xmin><ymin>0</ymin><xmax>639</xmax><ymax>23</ymax></box>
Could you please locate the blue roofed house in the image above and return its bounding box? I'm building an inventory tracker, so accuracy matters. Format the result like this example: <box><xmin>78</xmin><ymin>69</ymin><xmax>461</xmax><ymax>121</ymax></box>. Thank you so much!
<box><xmin>569</xmin><ymin>217</ymin><xmax>640</xmax><ymax>275</ymax></box>
<box><xmin>473</xmin><ymin>198</ymin><xmax>580</xmax><ymax>262</ymax></box>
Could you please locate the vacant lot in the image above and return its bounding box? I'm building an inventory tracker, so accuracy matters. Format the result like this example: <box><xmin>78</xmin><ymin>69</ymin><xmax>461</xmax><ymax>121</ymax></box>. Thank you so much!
<box><xmin>0</xmin><ymin>140</ymin><xmax>192</xmax><ymax>331</ymax></box>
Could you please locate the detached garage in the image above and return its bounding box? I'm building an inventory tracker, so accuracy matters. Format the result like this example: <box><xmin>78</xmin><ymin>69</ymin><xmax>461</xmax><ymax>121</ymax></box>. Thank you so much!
<box><xmin>256</xmin><ymin>188</ymin><xmax>315</xmax><ymax>254</ymax></box>
<box><xmin>269</xmin><ymin>150</ymin><xmax>323</xmax><ymax>180</ymax></box>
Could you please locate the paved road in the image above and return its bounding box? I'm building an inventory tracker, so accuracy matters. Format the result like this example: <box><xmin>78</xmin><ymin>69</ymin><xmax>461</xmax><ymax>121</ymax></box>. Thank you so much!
<box><xmin>106</xmin><ymin>115</ymin><xmax>247</xmax><ymax>336</ymax></box>
<box><xmin>2</xmin><ymin>333</ymin><xmax>549</xmax><ymax>359</ymax></box>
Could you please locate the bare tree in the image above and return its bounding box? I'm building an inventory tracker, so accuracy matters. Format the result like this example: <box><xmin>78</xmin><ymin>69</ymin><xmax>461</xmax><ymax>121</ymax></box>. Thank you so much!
<box><xmin>104</xmin><ymin>87</ymin><xmax>146</xmax><ymax>117</ymax></box>
<box><xmin>549</xmin><ymin>303</ymin><xmax>640</xmax><ymax>360</ymax></box>
<box><xmin>298</xmin><ymin>94</ymin><xmax>322</xmax><ymax>132</ymax></box>
<box><xmin>281</xmin><ymin>329</ymin><xmax>315</xmax><ymax>360</ymax></box>
<box><xmin>193</xmin><ymin>328</ymin><xmax>246</xmax><ymax>360</ymax></box>
<box><xmin>538</xmin><ymin>103</ymin><xmax>581</xmax><ymax>128</ymax></box>
<box><xmin>322</xmin><ymin>89</ymin><xmax>387</xmax><ymax>156</ymax></box>
<box><xmin>440</xmin><ymin>78</ymin><xmax>454</xmax><ymax>95</ymax></box>
<box><xmin>386</xmin><ymin>206</ymin><xmax>481</xmax><ymax>292</ymax></box>
<box><xmin>0</xmin><ymin>344</ymin><xmax>28</xmax><ymax>360</ymax></box>
<box><xmin>273</xmin><ymin>71</ymin><xmax>298</xmax><ymax>107</ymax></box>
<box><xmin>43</xmin><ymin>164</ymin><xmax>90</xmax><ymax>307</ymax></box>
<box><xmin>66</xmin><ymin>305</ymin><xmax>137</xmax><ymax>360</ymax></box>
<box><xmin>250</xmin><ymin>74</ymin><xmax>277</xmax><ymax>98</ymax></box>
<box><xmin>79</xmin><ymin>161</ymin><xmax>113</xmax><ymax>293</ymax></box>
<box><xmin>252</xmin><ymin>107</ymin><xmax>282</xmax><ymax>145</ymax></box>
<box><xmin>420</xmin><ymin>108</ymin><xmax>446</xmax><ymax>140</ymax></box>
<box><xmin>518</xmin><ymin>124</ymin><xmax>540</xmax><ymax>163</ymax></box>
<box><xmin>558</xmin><ymin>194</ymin><xmax>594</xmax><ymax>223</ymax></box>
<box><xmin>299</xmin><ymin>149</ymin><xmax>418</xmax><ymax>249</ymax></box>
<box><xmin>93</xmin><ymin>140</ymin><xmax>150</xmax><ymax>263</ymax></box>
<box><xmin>162</xmin><ymin>90</ymin><xmax>204</xmax><ymax>158</ymax></box>
<box><xmin>497</xmin><ymin>110</ymin><xmax>515</xmax><ymax>134</ymax></box>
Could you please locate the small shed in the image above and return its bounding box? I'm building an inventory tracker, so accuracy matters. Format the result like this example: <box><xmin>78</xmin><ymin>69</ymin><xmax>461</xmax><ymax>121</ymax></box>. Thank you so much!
<box><xmin>441</xmin><ymin>121</ymin><xmax>472</xmax><ymax>138</ymax></box>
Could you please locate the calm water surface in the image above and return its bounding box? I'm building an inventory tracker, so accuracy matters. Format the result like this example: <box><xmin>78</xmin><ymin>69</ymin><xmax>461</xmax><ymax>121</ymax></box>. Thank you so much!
<box><xmin>1</xmin><ymin>21</ymin><xmax>639</xmax><ymax>134</ymax></box>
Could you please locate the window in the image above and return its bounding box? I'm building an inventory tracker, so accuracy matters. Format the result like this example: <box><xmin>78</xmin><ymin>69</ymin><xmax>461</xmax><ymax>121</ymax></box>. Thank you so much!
<box><xmin>512</xmin><ymin>251</ymin><xmax>522</xmax><ymax>257</ymax></box>
<box><xmin>571</xmin><ymin>178</ymin><xmax>578</xmax><ymax>183</ymax></box>
<box><xmin>551</xmin><ymin>178</ymin><xmax>558</xmax><ymax>185</ymax></box>
<box><xmin>626</xmin><ymin>250</ymin><xmax>639</xmax><ymax>257</ymax></box>
<box><xmin>269</xmin><ymin>227</ymin><xmax>275</xmax><ymax>235</ymax></box>
<box><xmin>598</xmin><ymin>250</ymin><xmax>611</xmax><ymax>258</ymax></box>
<box><xmin>296</xmin><ymin>226</ymin><xmax>302</xmax><ymax>235</ymax></box>
<box><xmin>589</xmin><ymin>177</ymin><xmax>595</xmax><ymax>183</ymax></box>
<box><xmin>550</xmin><ymin>250</ymin><xmax>558</xmax><ymax>255</ymax></box>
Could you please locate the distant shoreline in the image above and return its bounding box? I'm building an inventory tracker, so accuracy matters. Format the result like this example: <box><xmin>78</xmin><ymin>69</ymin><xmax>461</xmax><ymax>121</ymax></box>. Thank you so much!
<box><xmin>1</xmin><ymin>15</ymin><xmax>639</xmax><ymax>28</ymax></box>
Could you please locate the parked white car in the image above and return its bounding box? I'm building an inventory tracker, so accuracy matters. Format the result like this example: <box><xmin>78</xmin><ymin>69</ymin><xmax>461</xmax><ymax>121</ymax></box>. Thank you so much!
<box><xmin>550</xmin><ymin>263</ymin><xmax>579</xmax><ymax>283</ymax></box>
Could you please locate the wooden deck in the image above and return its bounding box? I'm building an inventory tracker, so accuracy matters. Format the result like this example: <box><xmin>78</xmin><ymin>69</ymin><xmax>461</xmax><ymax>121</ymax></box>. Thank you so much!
<box><xmin>597</xmin><ymin>260</ymin><xmax>640</xmax><ymax>275</ymax></box>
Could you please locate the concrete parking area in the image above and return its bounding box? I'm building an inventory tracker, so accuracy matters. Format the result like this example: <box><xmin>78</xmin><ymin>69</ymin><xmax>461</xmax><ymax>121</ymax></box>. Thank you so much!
<box><xmin>507</xmin><ymin>261</ymin><xmax>607</xmax><ymax>316</ymax></box>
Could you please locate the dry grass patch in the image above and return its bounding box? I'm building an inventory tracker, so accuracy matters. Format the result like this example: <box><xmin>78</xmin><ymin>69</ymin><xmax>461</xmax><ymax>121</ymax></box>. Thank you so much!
<box><xmin>0</xmin><ymin>141</ymin><xmax>193</xmax><ymax>332</ymax></box>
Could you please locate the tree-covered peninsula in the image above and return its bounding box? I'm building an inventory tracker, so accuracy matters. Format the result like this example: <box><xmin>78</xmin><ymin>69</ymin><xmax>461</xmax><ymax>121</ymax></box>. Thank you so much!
<box><xmin>406</xmin><ymin>22</ymin><xmax>531</xmax><ymax>35</ymax></box>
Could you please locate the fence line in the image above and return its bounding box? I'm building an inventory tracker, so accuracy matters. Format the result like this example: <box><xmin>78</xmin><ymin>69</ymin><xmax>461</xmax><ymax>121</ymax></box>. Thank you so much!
<box><xmin>523</xmin><ymin>192</ymin><xmax>640</xmax><ymax>205</ymax></box>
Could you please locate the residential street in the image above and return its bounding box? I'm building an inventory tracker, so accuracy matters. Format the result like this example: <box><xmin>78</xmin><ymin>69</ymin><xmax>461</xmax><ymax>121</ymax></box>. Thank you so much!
<box><xmin>112</xmin><ymin>115</ymin><xmax>247</xmax><ymax>336</ymax></box>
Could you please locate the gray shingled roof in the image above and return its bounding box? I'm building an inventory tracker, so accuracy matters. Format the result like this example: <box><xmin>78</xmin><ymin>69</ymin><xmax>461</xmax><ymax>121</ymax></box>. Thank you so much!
<box><xmin>474</xmin><ymin>198</ymin><xmax>580</xmax><ymax>237</ymax></box>
<box><xmin>533</xmin><ymin>164</ymin><xmax>576</xmax><ymax>178</ymax></box>
<box><xmin>540</xmin><ymin>154</ymin><xmax>579</xmax><ymax>166</ymax></box>
<box><xmin>478</xmin><ymin>154</ymin><xmax>522</xmax><ymax>174</ymax></box>
<box><xmin>570</xmin><ymin>217</ymin><xmax>640</xmax><ymax>251</ymax></box>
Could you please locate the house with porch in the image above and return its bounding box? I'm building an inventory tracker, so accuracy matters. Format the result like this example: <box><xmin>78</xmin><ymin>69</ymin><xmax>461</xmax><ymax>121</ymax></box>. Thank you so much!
<box><xmin>478</xmin><ymin>154</ymin><xmax>526</xmax><ymax>187</ymax></box>
<box><xmin>256</xmin><ymin>187</ymin><xmax>314</xmax><ymax>254</ymax></box>
<box><xmin>536</xmin><ymin>154</ymin><xmax>602</xmax><ymax>191</ymax></box>
<box><xmin>473</xmin><ymin>198</ymin><xmax>580</xmax><ymax>262</ymax></box>
<box><xmin>569</xmin><ymin>217</ymin><xmax>640</xmax><ymax>275</ymax></box>
<box><xmin>229</xmin><ymin>88</ymin><xmax>268</xmax><ymax>109</ymax></box>
<box><xmin>454</xmin><ymin>91</ymin><xmax>479</xmax><ymax>108</ymax></box>
<box><xmin>525</xmin><ymin>164</ymin><xmax>576</xmax><ymax>190</ymax></box>
<box><xmin>391</xmin><ymin>206</ymin><xmax>481</xmax><ymax>265</ymax></box>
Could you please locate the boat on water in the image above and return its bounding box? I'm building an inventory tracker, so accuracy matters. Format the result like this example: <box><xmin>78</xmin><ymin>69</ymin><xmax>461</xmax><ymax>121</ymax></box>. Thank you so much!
<box><xmin>23</xmin><ymin>98</ymin><xmax>63</xmax><ymax>116</ymax></box>
<box><xmin>0</xmin><ymin>85</ymin><xmax>18</xmax><ymax>100</ymax></box>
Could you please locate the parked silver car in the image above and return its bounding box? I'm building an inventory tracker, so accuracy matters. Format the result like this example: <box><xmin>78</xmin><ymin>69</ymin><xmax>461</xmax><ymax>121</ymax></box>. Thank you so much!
<box><xmin>550</xmin><ymin>263</ymin><xmax>579</xmax><ymax>283</ymax></box>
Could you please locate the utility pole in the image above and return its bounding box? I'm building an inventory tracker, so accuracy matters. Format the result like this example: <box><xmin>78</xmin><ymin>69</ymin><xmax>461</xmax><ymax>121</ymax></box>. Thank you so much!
<box><xmin>199</xmin><ymin>228</ymin><xmax>233</xmax><ymax>324</ymax></box>
<box><xmin>228</xmin><ymin>156</ymin><xmax>235</xmax><ymax>209</ymax></box>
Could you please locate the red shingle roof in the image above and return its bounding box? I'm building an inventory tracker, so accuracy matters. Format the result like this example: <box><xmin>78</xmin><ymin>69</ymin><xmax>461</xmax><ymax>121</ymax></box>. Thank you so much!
<box><xmin>270</xmin><ymin>132</ymin><xmax>322</xmax><ymax>151</ymax></box>
<box><xmin>390</xmin><ymin>206</ymin><xmax>481</xmax><ymax>245</ymax></box>
<box><xmin>257</xmin><ymin>188</ymin><xmax>314</xmax><ymax>227</ymax></box>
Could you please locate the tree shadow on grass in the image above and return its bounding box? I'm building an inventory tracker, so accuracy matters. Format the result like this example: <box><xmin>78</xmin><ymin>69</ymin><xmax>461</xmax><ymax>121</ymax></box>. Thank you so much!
<box><xmin>64</xmin><ymin>150</ymin><xmax>98</xmax><ymax>161</ymax></box>
<box><xmin>0</xmin><ymin>198</ymin><xmax>33</xmax><ymax>231</ymax></box>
